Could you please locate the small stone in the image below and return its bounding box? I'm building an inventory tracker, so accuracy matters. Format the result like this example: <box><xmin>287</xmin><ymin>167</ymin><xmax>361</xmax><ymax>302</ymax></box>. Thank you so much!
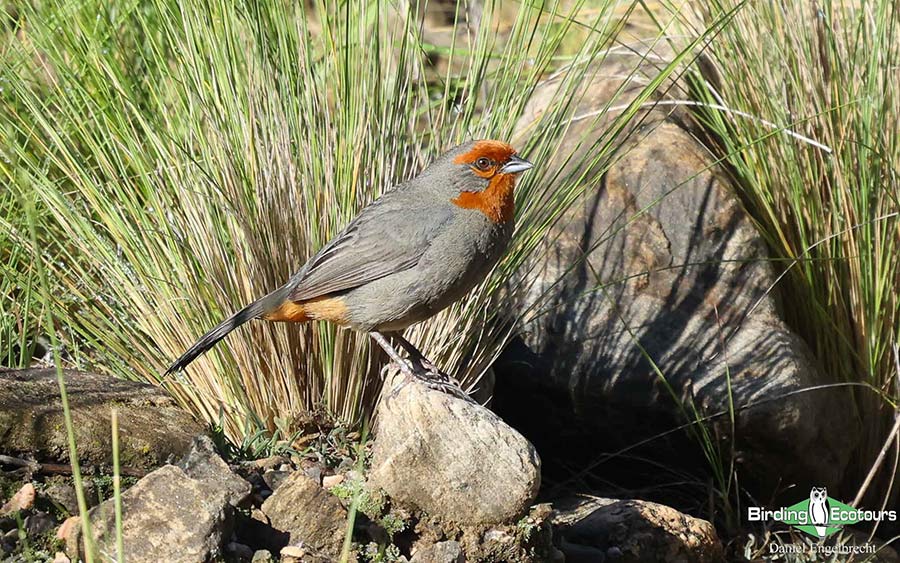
<box><xmin>303</xmin><ymin>465</ymin><xmax>323</xmax><ymax>484</ymax></box>
<box><xmin>251</xmin><ymin>549</ymin><xmax>274</xmax><ymax>563</ymax></box>
<box><xmin>280</xmin><ymin>545</ymin><xmax>306</xmax><ymax>562</ymax></box>
<box><xmin>25</xmin><ymin>511</ymin><xmax>57</xmax><ymax>536</ymax></box>
<box><xmin>261</xmin><ymin>473</ymin><xmax>347</xmax><ymax>559</ymax></box>
<box><xmin>262</xmin><ymin>470</ymin><xmax>291</xmax><ymax>491</ymax></box>
<box><xmin>42</xmin><ymin>480</ymin><xmax>79</xmax><ymax>515</ymax></box>
<box><xmin>3</xmin><ymin>528</ymin><xmax>19</xmax><ymax>544</ymax></box>
<box><xmin>411</xmin><ymin>540</ymin><xmax>465</xmax><ymax>563</ymax></box>
<box><xmin>322</xmin><ymin>474</ymin><xmax>344</xmax><ymax>489</ymax></box>
<box><xmin>253</xmin><ymin>456</ymin><xmax>288</xmax><ymax>471</ymax></box>
<box><xmin>1</xmin><ymin>483</ymin><xmax>35</xmax><ymax>514</ymax></box>
<box><xmin>52</xmin><ymin>552</ymin><xmax>71</xmax><ymax>563</ymax></box>
<box><xmin>57</xmin><ymin>516</ymin><xmax>80</xmax><ymax>542</ymax></box>
<box><xmin>483</xmin><ymin>529</ymin><xmax>513</xmax><ymax>544</ymax></box>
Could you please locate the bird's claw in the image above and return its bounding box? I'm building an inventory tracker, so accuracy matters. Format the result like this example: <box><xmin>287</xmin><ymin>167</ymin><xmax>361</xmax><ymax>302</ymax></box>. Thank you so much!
<box><xmin>381</xmin><ymin>359</ymin><xmax>472</xmax><ymax>402</ymax></box>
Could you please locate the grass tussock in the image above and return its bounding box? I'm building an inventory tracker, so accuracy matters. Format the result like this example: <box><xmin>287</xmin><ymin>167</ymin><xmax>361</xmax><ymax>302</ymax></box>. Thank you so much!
<box><xmin>0</xmin><ymin>0</ymin><xmax>682</xmax><ymax>443</ymax></box>
<box><xmin>682</xmin><ymin>0</ymin><xmax>899</xmax><ymax>510</ymax></box>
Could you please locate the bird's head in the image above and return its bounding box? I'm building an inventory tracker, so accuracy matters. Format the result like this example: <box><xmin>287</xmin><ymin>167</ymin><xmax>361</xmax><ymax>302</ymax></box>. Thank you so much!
<box><xmin>421</xmin><ymin>140</ymin><xmax>532</xmax><ymax>223</ymax></box>
<box><xmin>448</xmin><ymin>139</ymin><xmax>533</xmax><ymax>188</ymax></box>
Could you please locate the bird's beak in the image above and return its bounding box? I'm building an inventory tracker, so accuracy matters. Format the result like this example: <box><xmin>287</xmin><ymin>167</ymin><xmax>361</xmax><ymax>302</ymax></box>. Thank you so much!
<box><xmin>500</xmin><ymin>155</ymin><xmax>534</xmax><ymax>174</ymax></box>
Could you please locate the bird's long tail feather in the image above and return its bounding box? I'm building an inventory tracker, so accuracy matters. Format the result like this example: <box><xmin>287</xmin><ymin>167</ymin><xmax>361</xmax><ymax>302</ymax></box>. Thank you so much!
<box><xmin>164</xmin><ymin>285</ymin><xmax>292</xmax><ymax>375</ymax></box>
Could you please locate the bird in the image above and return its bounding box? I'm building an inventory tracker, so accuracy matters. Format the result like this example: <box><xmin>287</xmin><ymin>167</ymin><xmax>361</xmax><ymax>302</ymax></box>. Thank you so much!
<box><xmin>808</xmin><ymin>487</ymin><xmax>829</xmax><ymax>538</ymax></box>
<box><xmin>165</xmin><ymin>140</ymin><xmax>533</xmax><ymax>392</ymax></box>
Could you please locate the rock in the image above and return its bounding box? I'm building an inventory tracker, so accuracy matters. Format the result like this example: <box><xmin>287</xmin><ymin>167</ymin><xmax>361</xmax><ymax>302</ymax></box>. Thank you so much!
<box><xmin>262</xmin><ymin>470</ymin><xmax>291</xmax><ymax>491</ymax></box>
<box><xmin>496</xmin><ymin>54</ymin><xmax>860</xmax><ymax>493</ymax></box>
<box><xmin>42</xmin><ymin>479</ymin><xmax>80</xmax><ymax>515</ymax></box>
<box><xmin>251</xmin><ymin>549</ymin><xmax>274</xmax><ymax>562</ymax></box>
<box><xmin>225</xmin><ymin>541</ymin><xmax>254</xmax><ymax>560</ymax></box>
<box><xmin>369</xmin><ymin>368</ymin><xmax>540</xmax><ymax>526</ymax></box>
<box><xmin>553</xmin><ymin>497</ymin><xmax>723</xmax><ymax>563</ymax></box>
<box><xmin>260</xmin><ymin>472</ymin><xmax>347</xmax><ymax>559</ymax></box>
<box><xmin>322</xmin><ymin>474</ymin><xmax>344</xmax><ymax>489</ymax></box>
<box><xmin>25</xmin><ymin>511</ymin><xmax>56</xmax><ymax>536</ymax></box>
<box><xmin>0</xmin><ymin>368</ymin><xmax>203</xmax><ymax>470</ymax></box>
<box><xmin>69</xmin><ymin>436</ymin><xmax>250</xmax><ymax>562</ymax></box>
<box><xmin>1</xmin><ymin>482</ymin><xmax>35</xmax><ymax>514</ymax></box>
<box><xmin>252</xmin><ymin>456</ymin><xmax>289</xmax><ymax>471</ymax></box>
<box><xmin>411</xmin><ymin>540</ymin><xmax>465</xmax><ymax>563</ymax></box>
<box><xmin>57</xmin><ymin>516</ymin><xmax>79</xmax><ymax>542</ymax></box>
<box><xmin>280</xmin><ymin>544</ymin><xmax>332</xmax><ymax>563</ymax></box>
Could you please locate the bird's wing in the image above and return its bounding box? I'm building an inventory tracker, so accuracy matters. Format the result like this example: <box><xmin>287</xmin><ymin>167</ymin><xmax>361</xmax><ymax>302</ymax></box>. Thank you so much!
<box><xmin>287</xmin><ymin>187</ymin><xmax>453</xmax><ymax>301</ymax></box>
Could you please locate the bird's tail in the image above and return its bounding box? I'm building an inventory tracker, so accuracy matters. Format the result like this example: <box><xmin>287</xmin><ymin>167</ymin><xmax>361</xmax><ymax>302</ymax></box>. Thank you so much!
<box><xmin>164</xmin><ymin>285</ymin><xmax>293</xmax><ymax>375</ymax></box>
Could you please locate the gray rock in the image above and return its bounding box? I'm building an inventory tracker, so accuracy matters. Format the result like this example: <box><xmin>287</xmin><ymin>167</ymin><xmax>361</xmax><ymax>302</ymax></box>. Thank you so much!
<box><xmin>369</xmin><ymin>369</ymin><xmax>540</xmax><ymax>526</ymax></box>
<box><xmin>24</xmin><ymin>511</ymin><xmax>56</xmax><ymax>536</ymax></box>
<box><xmin>0</xmin><ymin>369</ymin><xmax>203</xmax><ymax>471</ymax></box>
<box><xmin>260</xmin><ymin>471</ymin><xmax>347</xmax><ymax>560</ymax></box>
<box><xmin>554</xmin><ymin>497</ymin><xmax>723</xmax><ymax>563</ymax></box>
<box><xmin>262</xmin><ymin>470</ymin><xmax>291</xmax><ymax>491</ymax></box>
<box><xmin>497</xmin><ymin>54</ymin><xmax>860</xmax><ymax>492</ymax></box>
<box><xmin>411</xmin><ymin>540</ymin><xmax>465</xmax><ymax>563</ymax></box>
<box><xmin>68</xmin><ymin>436</ymin><xmax>250</xmax><ymax>563</ymax></box>
<box><xmin>42</xmin><ymin>479</ymin><xmax>80</xmax><ymax>515</ymax></box>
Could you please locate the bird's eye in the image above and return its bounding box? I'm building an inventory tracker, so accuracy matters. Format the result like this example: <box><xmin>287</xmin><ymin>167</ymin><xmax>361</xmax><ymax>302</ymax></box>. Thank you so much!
<box><xmin>474</xmin><ymin>157</ymin><xmax>493</xmax><ymax>171</ymax></box>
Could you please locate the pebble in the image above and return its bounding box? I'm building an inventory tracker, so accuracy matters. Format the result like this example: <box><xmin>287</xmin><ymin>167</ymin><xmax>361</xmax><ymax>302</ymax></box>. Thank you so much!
<box><xmin>1</xmin><ymin>483</ymin><xmax>35</xmax><ymax>514</ymax></box>
<box><xmin>3</xmin><ymin>529</ymin><xmax>19</xmax><ymax>544</ymax></box>
<box><xmin>280</xmin><ymin>545</ymin><xmax>306</xmax><ymax>562</ymax></box>
<box><xmin>56</xmin><ymin>516</ymin><xmax>80</xmax><ymax>542</ymax></box>
<box><xmin>251</xmin><ymin>549</ymin><xmax>274</xmax><ymax>563</ymax></box>
<box><xmin>322</xmin><ymin>474</ymin><xmax>344</xmax><ymax>489</ymax></box>
<box><xmin>262</xmin><ymin>470</ymin><xmax>291</xmax><ymax>491</ymax></box>
<box><xmin>25</xmin><ymin>511</ymin><xmax>57</xmax><ymax>536</ymax></box>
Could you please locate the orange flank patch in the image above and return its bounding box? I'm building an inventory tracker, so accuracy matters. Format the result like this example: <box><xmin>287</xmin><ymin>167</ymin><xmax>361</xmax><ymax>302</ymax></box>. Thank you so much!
<box><xmin>263</xmin><ymin>295</ymin><xmax>349</xmax><ymax>325</ymax></box>
<box><xmin>452</xmin><ymin>173</ymin><xmax>517</xmax><ymax>224</ymax></box>
<box><xmin>452</xmin><ymin>140</ymin><xmax>516</xmax><ymax>166</ymax></box>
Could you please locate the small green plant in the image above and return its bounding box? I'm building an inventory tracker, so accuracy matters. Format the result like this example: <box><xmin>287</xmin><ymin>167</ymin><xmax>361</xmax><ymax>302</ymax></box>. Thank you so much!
<box><xmin>361</xmin><ymin>542</ymin><xmax>403</xmax><ymax>563</ymax></box>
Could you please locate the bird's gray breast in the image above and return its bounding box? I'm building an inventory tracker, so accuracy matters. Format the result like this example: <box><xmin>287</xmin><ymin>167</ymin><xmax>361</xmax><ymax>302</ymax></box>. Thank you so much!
<box><xmin>414</xmin><ymin>210</ymin><xmax>513</xmax><ymax>310</ymax></box>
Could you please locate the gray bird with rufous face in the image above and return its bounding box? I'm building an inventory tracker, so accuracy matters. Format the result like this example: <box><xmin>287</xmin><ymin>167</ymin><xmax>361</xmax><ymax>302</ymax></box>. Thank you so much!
<box><xmin>166</xmin><ymin>140</ymin><xmax>533</xmax><ymax>385</ymax></box>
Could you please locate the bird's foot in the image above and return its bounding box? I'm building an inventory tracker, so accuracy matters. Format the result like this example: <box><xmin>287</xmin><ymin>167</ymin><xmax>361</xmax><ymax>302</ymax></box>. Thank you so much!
<box><xmin>381</xmin><ymin>359</ymin><xmax>472</xmax><ymax>402</ymax></box>
<box><xmin>409</xmin><ymin>360</ymin><xmax>473</xmax><ymax>402</ymax></box>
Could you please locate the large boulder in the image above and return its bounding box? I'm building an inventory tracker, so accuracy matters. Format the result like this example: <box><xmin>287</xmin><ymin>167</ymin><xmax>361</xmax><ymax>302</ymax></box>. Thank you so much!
<box><xmin>369</xmin><ymin>368</ymin><xmax>541</xmax><ymax>526</ymax></box>
<box><xmin>495</xmin><ymin>55</ymin><xmax>860</xmax><ymax>493</ymax></box>
<box><xmin>67</xmin><ymin>436</ymin><xmax>250</xmax><ymax>563</ymax></box>
<box><xmin>0</xmin><ymin>368</ymin><xmax>203</xmax><ymax>471</ymax></box>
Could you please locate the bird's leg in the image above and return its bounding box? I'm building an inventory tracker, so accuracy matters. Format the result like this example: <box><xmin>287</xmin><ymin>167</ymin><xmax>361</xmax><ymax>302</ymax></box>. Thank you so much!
<box><xmin>370</xmin><ymin>331</ymin><xmax>470</xmax><ymax>401</ymax></box>
<box><xmin>369</xmin><ymin>332</ymin><xmax>415</xmax><ymax>377</ymax></box>
<box><xmin>369</xmin><ymin>331</ymin><xmax>417</xmax><ymax>400</ymax></box>
<box><xmin>385</xmin><ymin>332</ymin><xmax>473</xmax><ymax>402</ymax></box>
<box><xmin>386</xmin><ymin>331</ymin><xmax>451</xmax><ymax>383</ymax></box>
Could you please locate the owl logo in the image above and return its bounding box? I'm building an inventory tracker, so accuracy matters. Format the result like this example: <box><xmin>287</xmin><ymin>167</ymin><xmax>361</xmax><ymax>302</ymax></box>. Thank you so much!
<box><xmin>808</xmin><ymin>487</ymin><xmax>829</xmax><ymax>537</ymax></box>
